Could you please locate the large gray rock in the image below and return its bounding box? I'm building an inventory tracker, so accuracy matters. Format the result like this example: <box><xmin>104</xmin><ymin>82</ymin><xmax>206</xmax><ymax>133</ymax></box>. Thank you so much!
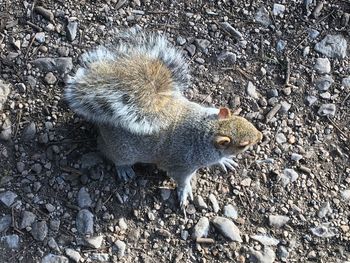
<box><xmin>315</xmin><ymin>35</ymin><xmax>347</xmax><ymax>59</ymax></box>
<box><xmin>212</xmin><ymin>216</ymin><xmax>242</xmax><ymax>242</ymax></box>
<box><xmin>76</xmin><ymin>209</ymin><xmax>94</xmax><ymax>235</ymax></box>
<box><xmin>1</xmin><ymin>234</ymin><xmax>20</xmax><ymax>249</ymax></box>
<box><xmin>0</xmin><ymin>191</ymin><xmax>17</xmax><ymax>207</ymax></box>
<box><xmin>0</xmin><ymin>80</ymin><xmax>11</xmax><ymax>111</ymax></box>
<box><xmin>32</xmin><ymin>57</ymin><xmax>73</xmax><ymax>74</ymax></box>
<box><xmin>20</xmin><ymin>211</ymin><xmax>36</xmax><ymax>229</ymax></box>
<box><xmin>77</xmin><ymin>187</ymin><xmax>92</xmax><ymax>208</ymax></box>
<box><xmin>192</xmin><ymin>217</ymin><xmax>210</xmax><ymax>239</ymax></box>
<box><xmin>31</xmin><ymin>221</ymin><xmax>48</xmax><ymax>241</ymax></box>
<box><xmin>0</xmin><ymin>215</ymin><xmax>12</xmax><ymax>232</ymax></box>
<box><xmin>41</xmin><ymin>254</ymin><xmax>69</xmax><ymax>263</ymax></box>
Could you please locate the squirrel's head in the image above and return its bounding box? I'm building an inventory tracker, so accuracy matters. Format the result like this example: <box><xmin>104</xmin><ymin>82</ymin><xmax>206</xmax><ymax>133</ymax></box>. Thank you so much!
<box><xmin>213</xmin><ymin>108</ymin><xmax>263</xmax><ymax>155</ymax></box>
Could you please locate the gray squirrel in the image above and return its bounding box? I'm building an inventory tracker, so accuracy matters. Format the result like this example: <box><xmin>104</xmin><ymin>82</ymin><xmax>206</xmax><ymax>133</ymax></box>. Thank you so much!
<box><xmin>65</xmin><ymin>27</ymin><xmax>262</xmax><ymax>207</ymax></box>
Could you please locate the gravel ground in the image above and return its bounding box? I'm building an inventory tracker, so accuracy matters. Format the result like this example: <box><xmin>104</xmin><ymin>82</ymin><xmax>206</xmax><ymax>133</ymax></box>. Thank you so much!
<box><xmin>0</xmin><ymin>0</ymin><xmax>350</xmax><ymax>262</ymax></box>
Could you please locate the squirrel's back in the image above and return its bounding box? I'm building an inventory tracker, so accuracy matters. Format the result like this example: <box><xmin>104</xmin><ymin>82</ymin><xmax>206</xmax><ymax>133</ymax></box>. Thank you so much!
<box><xmin>65</xmin><ymin>27</ymin><xmax>190</xmax><ymax>134</ymax></box>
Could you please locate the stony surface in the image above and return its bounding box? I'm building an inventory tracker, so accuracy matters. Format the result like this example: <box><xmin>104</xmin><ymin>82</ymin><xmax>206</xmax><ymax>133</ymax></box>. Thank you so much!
<box><xmin>0</xmin><ymin>1</ymin><xmax>349</xmax><ymax>262</ymax></box>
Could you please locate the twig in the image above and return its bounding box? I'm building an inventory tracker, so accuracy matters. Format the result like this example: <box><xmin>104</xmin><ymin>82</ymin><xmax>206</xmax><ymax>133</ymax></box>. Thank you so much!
<box><xmin>47</xmin><ymin>138</ymin><xmax>95</xmax><ymax>145</ymax></box>
<box><xmin>287</xmin><ymin>36</ymin><xmax>307</xmax><ymax>56</ymax></box>
<box><xmin>60</xmin><ymin>166</ymin><xmax>83</xmax><ymax>176</ymax></box>
<box><xmin>284</xmin><ymin>57</ymin><xmax>298</xmax><ymax>88</ymax></box>
<box><xmin>196</xmin><ymin>237</ymin><xmax>215</xmax><ymax>244</ymax></box>
<box><xmin>147</xmin><ymin>10</ymin><xmax>169</xmax><ymax>14</ymax></box>
<box><xmin>341</xmin><ymin>93</ymin><xmax>350</xmax><ymax>105</ymax></box>
<box><xmin>243</xmin><ymin>187</ymin><xmax>253</xmax><ymax>209</ymax></box>
<box><xmin>9</xmin><ymin>241</ymin><xmax>35</xmax><ymax>261</ymax></box>
<box><xmin>327</xmin><ymin>116</ymin><xmax>348</xmax><ymax>139</ymax></box>
<box><xmin>200</xmin><ymin>91</ymin><xmax>213</xmax><ymax>104</ymax></box>
<box><xmin>13</xmin><ymin>109</ymin><xmax>22</xmax><ymax>137</ymax></box>
<box><xmin>25</xmin><ymin>21</ymin><xmax>42</xmax><ymax>31</ymax></box>
<box><xmin>25</xmin><ymin>35</ymin><xmax>36</xmax><ymax>59</ymax></box>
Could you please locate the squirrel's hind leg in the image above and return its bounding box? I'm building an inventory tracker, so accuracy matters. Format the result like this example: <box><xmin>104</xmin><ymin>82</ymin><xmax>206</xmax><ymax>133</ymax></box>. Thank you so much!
<box><xmin>115</xmin><ymin>165</ymin><xmax>136</xmax><ymax>181</ymax></box>
<box><xmin>169</xmin><ymin>170</ymin><xmax>196</xmax><ymax>208</ymax></box>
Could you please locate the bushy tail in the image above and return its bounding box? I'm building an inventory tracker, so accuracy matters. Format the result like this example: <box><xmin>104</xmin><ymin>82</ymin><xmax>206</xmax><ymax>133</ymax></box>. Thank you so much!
<box><xmin>65</xmin><ymin>27</ymin><xmax>190</xmax><ymax>134</ymax></box>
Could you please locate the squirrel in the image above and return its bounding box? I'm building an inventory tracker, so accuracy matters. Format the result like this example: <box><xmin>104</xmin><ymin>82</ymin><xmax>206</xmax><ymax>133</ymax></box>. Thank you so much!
<box><xmin>65</xmin><ymin>27</ymin><xmax>263</xmax><ymax>207</ymax></box>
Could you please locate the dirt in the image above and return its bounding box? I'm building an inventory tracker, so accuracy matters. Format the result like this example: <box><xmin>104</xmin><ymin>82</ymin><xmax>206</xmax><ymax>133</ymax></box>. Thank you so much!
<box><xmin>0</xmin><ymin>0</ymin><xmax>349</xmax><ymax>262</ymax></box>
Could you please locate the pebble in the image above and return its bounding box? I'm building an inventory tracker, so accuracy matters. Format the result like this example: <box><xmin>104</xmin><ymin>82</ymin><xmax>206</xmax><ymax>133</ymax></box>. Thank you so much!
<box><xmin>251</xmin><ymin>234</ymin><xmax>280</xmax><ymax>246</ymax></box>
<box><xmin>19</xmin><ymin>210</ymin><xmax>36</xmax><ymax>229</ymax></box>
<box><xmin>280</xmin><ymin>101</ymin><xmax>291</xmax><ymax>113</ymax></box>
<box><xmin>118</xmin><ymin>218</ymin><xmax>128</xmax><ymax>230</ymax></box>
<box><xmin>32</xmin><ymin>57</ymin><xmax>73</xmax><ymax>74</ymax></box>
<box><xmin>209</xmin><ymin>193</ymin><xmax>220</xmax><ymax>213</ymax></box>
<box><xmin>90</xmin><ymin>253</ymin><xmax>109</xmax><ymax>262</ymax></box>
<box><xmin>85</xmin><ymin>235</ymin><xmax>103</xmax><ymax>249</ymax></box>
<box><xmin>194</xmin><ymin>195</ymin><xmax>208</xmax><ymax>209</ymax></box>
<box><xmin>246</xmin><ymin>81</ymin><xmax>259</xmax><ymax>99</ymax></box>
<box><xmin>1</xmin><ymin>234</ymin><xmax>19</xmax><ymax>249</ymax></box>
<box><xmin>50</xmin><ymin>219</ymin><xmax>61</xmax><ymax>231</ymax></box>
<box><xmin>276</xmin><ymin>40</ymin><xmax>286</xmax><ymax>52</ymax></box>
<box><xmin>41</xmin><ymin>254</ymin><xmax>69</xmax><ymax>263</ymax></box>
<box><xmin>65</xmin><ymin>248</ymin><xmax>82</xmax><ymax>262</ymax></box>
<box><xmin>318</xmin><ymin>202</ymin><xmax>332</xmax><ymax>218</ymax></box>
<box><xmin>48</xmin><ymin>237</ymin><xmax>60</xmax><ymax>252</ymax></box>
<box><xmin>0</xmin><ymin>118</ymin><xmax>12</xmax><ymax>141</ymax></box>
<box><xmin>265</xmin><ymin>104</ymin><xmax>281</xmax><ymax>123</ymax></box>
<box><xmin>176</xmin><ymin>36</ymin><xmax>186</xmax><ymax>45</ymax></box>
<box><xmin>314</xmin><ymin>34</ymin><xmax>348</xmax><ymax>59</ymax></box>
<box><xmin>0</xmin><ymin>215</ymin><xmax>12</xmax><ymax>232</ymax></box>
<box><xmin>31</xmin><ymin>221</ymin><xmax>48</xmax><ymax>241</ymax></box>
<box><xmin>212</xmin><ymin>216</ymin><xmax>242</xmax><ymax>242</ymax></box>
<box><xmin>315</xmin><ymin>75</ymin><xmax>334</xmax><ymax>91</ymax></box>
<box><xmin>76</xmin><ymin>209</ymin><xmax>94</xmax><ymax>235</ymax></box>
<box><xmin>0</xmin><ymin>191</ymin><xmax>17</xmax><ymax>207</ymax></box>
<box><xmin>185</xmin><ymin>44</ymin><xmax>196</xmax><ymax>57</ymax></box>
<box><xmin>249</xmin><ymin>247</ymin><xmax>276</xmax><ymax>263</ymax></box>
<box><xmin>35</xmin><ymin>32</ymin><xmax>46</xmax><ymax>43</ymax></box>
<box><xmin>220</xmin><ymin>22</ymin><xmax>243</xmax><ymax>40</ymax></box>
<box><xmin>192</xmin><ymin>217</ymin><xmax>210</xmax><ymax>239</ymax></box>
<box><xmin>342</xmin><ymin>77</ymin><xmax>350</xmax><ymax>88</ymax></box>
<box><xmin>273</xmin><ymin>4</ymin><xmax>286</xmax><ymax>16</ymax></box>
<box><xmin>278</xmin><ymin>246</ymin><xmax>289</xmax><ymax>262</ymax></box>
<box><xmin>148</xmin><ymin>211</ymin><xmax>155</xmax><ymax>221</ymax></box>
<box><xmin>269</xmin><ymin>215</ymin><xmax>290</xmax><ymax>228</ymax></box>
<box><xmin>314</xmin><ymin>58</ymin><xmax>331</xmax><ymax>74</ymax></box>
<box><xmin>114</xmin><ymin>240</ymin><xmax>126</xmax><ymax>258</ymax></box>
<box><xmin>281</xmin><ymin>169</ymin><xmax>298</xmax><ymax>187</ymax></box>
<box><xmin>66</xmin><ymin>19</ymin><xmax>78</xmax><ymax>41</ymax></box>
<box><xmin>44</xmin><ymin>72</ymin><xmax>57</xmax><ymax>84</ymax></box>
<box><xmin>320</xmin><ymin>92</ymin><xmax>331</xmax><ymax>99</ymax></box>
<box><xmin>305</xmin><ymin>95</ymin><xmax>317</xmax><ymax>106</ymax></box>
<box><xmin>308</xmin><ymin>29</ymin><xmax>320</xmax><ymax>39</ymax></box>
<box><xmin>22</xmin><ymin>122</ymin><xmax>36</xmax><ymax>141</ymax></box>
<box><xmin>223</xmin><ymin>204</ymin><xmax>238</xmax><ymax>219</ymax></box>
<box><xmin>255</xmin><ymin>6</ymin><xmax>271</xmax><ymax>26</ymax></box>
<box><xmin>310</xmin><ymin>223</ymin><xmax>337</xmax><ymax>238</ymax></box>
<box><xmin>291</xmin><ymin>153</ymin><xmax>303</xmax><ymax>161</ymax></box>
<box><xmin>77</xmin><ymin>187</ymin><xmax>92</xmax><ymax>208</ymax></box>
<box><xmin>317</xmin><ymin>103</ymin><xmax>336</xmax><ymax>117</ymax></box>
<box><xmin>276</xmin><ymin>133</ymin><xmax>287</xmax><ymax>144</ymax></box>
<box><xmin>34</xmin><ymin>6</ymin><xmax>54</xmax><ymax>22</ymax></box>
<box><xmin>217</xmin><ymin>51</ymin><xmax>236</xmax><ymax>64</ymax></box>
<box><xmin>194</xmin><ymin>39</ymin><xmax>210</xmax><ymax>53</ymax></box>
<box><xmin>340</xmin><ymin>190</ymin><xmax>350</xmax><ymax>201</ymax></box>
<box><xmin>241</xmin><ymin>177</ymin><xmax>252</xmax><ymax>187</ymax></box>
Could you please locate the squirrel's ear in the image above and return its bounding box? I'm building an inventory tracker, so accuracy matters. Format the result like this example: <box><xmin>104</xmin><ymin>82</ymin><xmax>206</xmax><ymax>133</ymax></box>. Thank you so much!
<box><xmin>214</xmin><ymin>136</ymin><xmax>231</xmax><ymax>149</ymax></box>
<box><xmin>218</xmin><ymin>107</ymin><xmax>232</xmax><ymax>119</ymax></box>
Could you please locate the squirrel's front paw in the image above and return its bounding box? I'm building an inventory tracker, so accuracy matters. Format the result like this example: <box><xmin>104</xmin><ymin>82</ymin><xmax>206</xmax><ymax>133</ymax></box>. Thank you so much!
<box><xmin>177</xmin><ymin>183</ymin><xmax>193</xmax><ymax>208</ymax></box>
<box><xmin>219</xmin><ymin>157</ymin><xmax>238</xmax><ymax>173</ymax></box>
<box><xmin>115</xmin><ymin>165</ymin><xmax>136</xmax><ymax>181</ymax></box>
